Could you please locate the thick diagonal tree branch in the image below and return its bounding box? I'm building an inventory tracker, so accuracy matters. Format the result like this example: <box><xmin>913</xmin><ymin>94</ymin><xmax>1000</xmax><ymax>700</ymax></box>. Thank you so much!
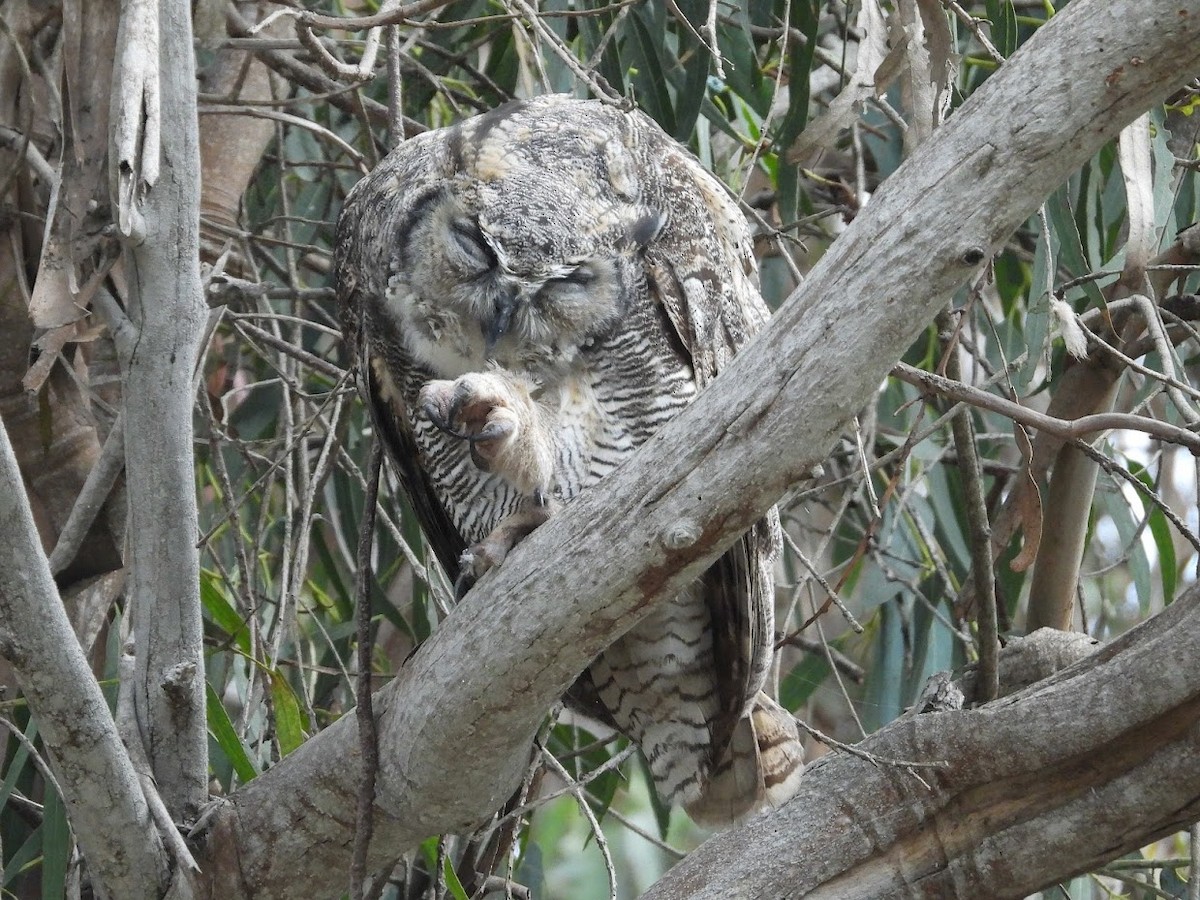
<box><xmin>186</xmin><ymin>3</ymin><xmax>1200</xmax><ymax>897</ymax></box>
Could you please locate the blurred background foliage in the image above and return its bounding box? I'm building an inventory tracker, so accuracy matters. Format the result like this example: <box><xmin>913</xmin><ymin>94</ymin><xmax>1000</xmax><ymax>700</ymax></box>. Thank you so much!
<box><xmin>2</xmin><ymin>0</ymin><xmax>1199</xmax><ymax>897</ymax></box>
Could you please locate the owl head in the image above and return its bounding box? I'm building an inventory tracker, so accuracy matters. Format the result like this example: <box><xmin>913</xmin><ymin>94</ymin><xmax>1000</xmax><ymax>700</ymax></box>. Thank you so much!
<box><xmin>374</xmin><ymin>97</ymin><xmax>668</xmax><ymax>380</ymax></box>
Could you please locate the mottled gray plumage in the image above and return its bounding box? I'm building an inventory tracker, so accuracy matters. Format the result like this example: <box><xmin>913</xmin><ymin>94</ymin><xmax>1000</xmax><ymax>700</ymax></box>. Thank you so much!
<box><xmin>335</xmin><ymin>94</ymin><xmax>803</xmax><ymax>823</ymax></box>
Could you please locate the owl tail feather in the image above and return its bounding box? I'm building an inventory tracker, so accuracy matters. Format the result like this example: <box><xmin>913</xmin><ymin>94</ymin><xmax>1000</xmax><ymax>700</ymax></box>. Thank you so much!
<box><xmin>685</xmin><ymin>693</ymin><xmax>805</xmax><ymax>826</ymax></box>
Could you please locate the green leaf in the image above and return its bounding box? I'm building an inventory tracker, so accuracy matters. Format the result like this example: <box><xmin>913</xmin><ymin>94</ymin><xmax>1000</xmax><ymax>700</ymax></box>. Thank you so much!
<box><xmin>1160</xmin><ymin>865</ymin><xmax>1188</xmax><ymax>898</ymax></box>
<box><xmin>628</xmin><ymin>7</ymin><xmax>677</xmax><ymax>135</ymax></box>
<box><xmin>200</xmin><ymin>569</ymin><xmax>252</xmax><ymax>656</ymax></box>
<box><xmin>205</xmin><ymin>681</ymin><xmax>259</xmax><ymax>785</ymax></box>
<box><xmin>924</xmin><ymin>466</ymin><xmax>972</xmax><ymax>575</ymax></box>
<box><xmin>418</xmin><ymin>837</ymin><xmax>469</xmax><ymax>900</ymax></box>
<box><xmin>714</xmin><ymin>15</ymin><xmax>768</xmax><ymax>116</ymax></box>
<box><xmin>1150</xmin><ymin>502</ymin><xmax>1178</xmax><ymax>605</ymax></box>
<box><xmin>906</xmin><ymin>586</ymin><xmax>956</xmax><ymax>709</ymax></box>
<box><xmin>674</xmin><ymin>37</ymin><xmax>710</xmax><ymax>142</ymax></box>
<box><xmin>863</xmin><ymin>598</ymin><xmax>906</xmax><ymax>729</ymax></box>
<box><xmin>1130</xmin><ymin>462</ymin><xmax>1178</xmax><ymax>605</ymax></box>
<box><xmin>984</xmin><ymin>0</ymin><xmax>1018</xmax><ymax>57</ymax></box>
<box><xmin>481</xmin><ymin>27</ymin><xmax>519</xmax><ymax>100</ymax></box>
<box><xmin>0</xmin><ymin>717</ymin><xmax>37</xmax><ymax>816</ymax></box>
<box><xmin>2</xmin><ymin>829</ymin><xmax>41</xmax><ymax>889</ymax></box>
<box><xmin>642</xmin><ymin>755</ymin><xmax>673</xmax><ymax>840</ymax></box>
<box><xmin>1099</xmin><ymin>474</ymin><xmax>1152</xmax><ymax>615</ymax></box>
<box><xmin>268</xmin><ymin>669</ymin><xmax>308</xmax><ymax>756</ymax></box>
<box><xmin>777</xmin><ymin>0</ymin><xmax>819</xmax><ymax>147</ymax></box>
<box><xmin>419</xmin><ymin>835</ymin><xmax>440</xmax><ymax>869</ymax></box>
<box><xmin>41</xmin><ymin>787</ymin><xmax>70</xmax><ymax>900</ymax></box>
<box><xmin>774</xmin><ymin>0</ymin><xmax>820</xmax><ymax>225</ymax></box>
<box><xmin>1046</xmin><ymin>185</ymin><xmax>1105</xmax><ymax>307</ymax></box>
<box><xmin>1017</xmin><ymin>212</ymin><xmax>1055</xmax><ymax>392</ymax></box>
<box><xmin>1150</xmin><ymin>105</ymin><xmax>1180</xmax><ymax>238</ymax></box>
<box><xmin>1076</xmin><ymin>161</ymin><xmax>1104</xmax><ymax>268</ymax></box>
<box><xmin>442</xmin><ymin>852</ymin><xmax>470</xmax><ymax>900</ymax></box>
<box><xmin>1097</xmin><ymin>145</ymin><xmax>1129</xmax><ymax>260</ymax></box>
<box><xmin>779</xmin><ymin>649</ymin><xmax>833</xmax><ymax>710</ymax></box>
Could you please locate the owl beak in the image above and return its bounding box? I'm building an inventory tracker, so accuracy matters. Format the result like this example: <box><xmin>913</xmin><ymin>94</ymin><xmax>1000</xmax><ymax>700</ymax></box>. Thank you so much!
<box><xmin>483</xmin><ymin>289</ymin><xmax>517</xmax><ymax>358</ymax></box>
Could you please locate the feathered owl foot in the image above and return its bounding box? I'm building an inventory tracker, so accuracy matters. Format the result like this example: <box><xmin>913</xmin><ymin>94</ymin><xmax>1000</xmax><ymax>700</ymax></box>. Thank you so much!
<box><xmin>455</xmin><ymin>501</ymin><xmax>556</xmax><ymax>599</ymax></box>
<box><xmin>419</xmin><ymin>370</ymin><xmax>561</xmax><ymax>599</ymax></box>
<box><xmin>418</xmin><ymin>370</ymin><xmax>557</xmax><ymax>499</ymax></box>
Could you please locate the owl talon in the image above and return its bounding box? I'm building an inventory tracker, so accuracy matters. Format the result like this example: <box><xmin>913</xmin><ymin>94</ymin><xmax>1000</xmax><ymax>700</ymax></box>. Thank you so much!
<box><xmin>420</xmin><ymin>376</ymin><xmax>517</xmax><ymax>445</ymax></box>
<box><xmin>468</xmin><ymin>418</ymin><xmax>515</xmax><ymax>451</ymax></box>
<box><xmin>421</xmin><ymin>396</ymin><xmax>455</xmax><ymax>435</ymax></box>
<box><xmin>453</xmin><ymin>569</ymin><xmax>477</xmax><ymax>601</ymax></box>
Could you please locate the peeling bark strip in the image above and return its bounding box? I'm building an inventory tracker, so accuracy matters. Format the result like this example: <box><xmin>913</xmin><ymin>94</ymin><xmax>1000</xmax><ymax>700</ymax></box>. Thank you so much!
<box><xmin>192</xmin><ymin>2</ymin><xmax>1200</xmax><ymax>897</ymax></box>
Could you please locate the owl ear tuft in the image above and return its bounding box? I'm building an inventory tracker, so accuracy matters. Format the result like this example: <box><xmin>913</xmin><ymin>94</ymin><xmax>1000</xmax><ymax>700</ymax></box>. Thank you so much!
<box><xmin>629</xmin><ymin>209</ymin><xmax>667</xmax><ymax>248</ymax></box>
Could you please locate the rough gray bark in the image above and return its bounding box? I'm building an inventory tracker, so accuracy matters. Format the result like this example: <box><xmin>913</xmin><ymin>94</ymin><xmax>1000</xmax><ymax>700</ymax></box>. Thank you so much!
<box><xmin>644</xmin><ymin>583</ymin><xmax>1200</xmax><ymax>899</ymax></box>
<box><xmin>113</xmin><ymin>0</ymin><xmax>210</xmax><ymax>822</ymax></box>
<box><xmin>188</xmin><ymin>1</ymin><xmax>1200</xmax><ymax>897</ymax></box>
<box><xmin>0</xmin><ymin>416</ymin><xmax>169</xmax><ymax>900</ymax></box>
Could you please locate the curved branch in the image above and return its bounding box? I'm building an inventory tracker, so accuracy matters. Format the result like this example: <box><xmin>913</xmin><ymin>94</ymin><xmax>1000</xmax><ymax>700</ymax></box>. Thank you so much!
<box><xmin>248</xmin><ymin>0</ymin><xmax>456</xmax><ymax>35</ymax></box>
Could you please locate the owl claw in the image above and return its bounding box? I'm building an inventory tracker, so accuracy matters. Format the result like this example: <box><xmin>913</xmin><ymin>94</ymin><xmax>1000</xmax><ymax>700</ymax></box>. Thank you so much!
<box><xmin>421</xmin><ymin>396</ymin><xmax>455</xmax><ymax>435</ymax></box>
<box><xmin>472</xmin><ymin>418</ymin><xmax>516</xmax><ymax>444</ymax></box>
<box><xmin>453</xmin><ymin>569</ymin><xmax>477</xmax><ymax>601</ymax></box>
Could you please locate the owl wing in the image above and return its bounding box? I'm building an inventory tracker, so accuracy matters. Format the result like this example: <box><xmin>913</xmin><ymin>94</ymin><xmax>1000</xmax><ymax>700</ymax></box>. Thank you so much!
<box><xmin>334</xmin><ymin>163</ymin><xmax>468</xmax><ymax>583</ymax></box>
<box><xmin>642</xmin><ymin>138</ymin><xmax>781</xmax><ymax>767</ymax></box>
<box><xmin>362</xmin><ymin>332</ymin><xmax>468</xmax><ymax>583</ymax></box>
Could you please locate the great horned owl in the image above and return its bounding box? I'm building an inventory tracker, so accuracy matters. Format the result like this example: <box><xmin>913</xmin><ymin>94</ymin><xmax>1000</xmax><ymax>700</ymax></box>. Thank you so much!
<box><xmin>335</xmin><ymin>94</ymin><xmax>804</xmax><ymax>824</ymax></box>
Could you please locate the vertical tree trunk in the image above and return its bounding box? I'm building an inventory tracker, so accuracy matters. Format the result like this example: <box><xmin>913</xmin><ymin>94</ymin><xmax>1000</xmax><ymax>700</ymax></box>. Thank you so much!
<box><xmin>119</xmin><ymin>0</ymin><xmax>209</xmax><ymax>822</ymax></box>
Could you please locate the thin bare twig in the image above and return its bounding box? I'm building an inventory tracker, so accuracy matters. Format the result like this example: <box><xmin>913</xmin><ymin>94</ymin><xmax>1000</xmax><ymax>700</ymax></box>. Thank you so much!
<box><xmin>793</xmin><ymin>717</ymin><xmax>949</xmax><ymax>775</ymax></box>
<box><xmin>1076</xmin><ymin>442</ymin><xmax>1200</xmax><ymax>555</ymax></box>
<box><xmin>778</xmin><ymin>527</ymin><xmax>863</xmax><ymax>635</ymax></box>
<box><xmin>505</xmin><ymin>0</ymin><xmax>626</xmax><ymax>105</ymax></box>
<box><xmin>198</xmin><ymin>106</ymin><xmax>368</xmax><ymax>172</ymax></box>
<box><xmin>47</xmin><ymin>415</ymin><xmax>125</xmax><ymax>575</ymax></box>
<box><xmin>250</xmin><ymin>0</ymin><xmax>459</xmax><ymax>35</ymax></box>
<box><xmin>351</xmin><ymin>440</ymin><xmax>384</xmax><ymax>899</ymax></box>
<box><xmin>540</xmin><ymin>748</ymin><xmax>619</xmax><ymax>899</ymax></box>
<box><xmin>387</xmin><ymin>26</ymin><xmax>405</xmax><ymax>146</ymax></box>
<box><xmin>892</xmin><ymin>363</ymin><xmax>1200</xmax><ymax>455</ymax></box>
<box><xmin>937</xmin><ymin>309</ymin><xmax>999</xmax><ymax>701</ymax></box>
<box><xmin>1189</xmin><ymin>823</ymin><xmax>1200</xmax><ymax>900</ymax></box>
<box><xmin>777</xmin><ymin>633</ymin><xmax>865</xmax><ymax>684</ymax></box>
<box><xmin>942</xmin><ymin>0</ymin><xmax>1005</xmax><ymax>64</ymax></box>
<box><xmin>0</xmin><ymin>124</ymin><xmax>55</xmax><ymax>184</ymax></box>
